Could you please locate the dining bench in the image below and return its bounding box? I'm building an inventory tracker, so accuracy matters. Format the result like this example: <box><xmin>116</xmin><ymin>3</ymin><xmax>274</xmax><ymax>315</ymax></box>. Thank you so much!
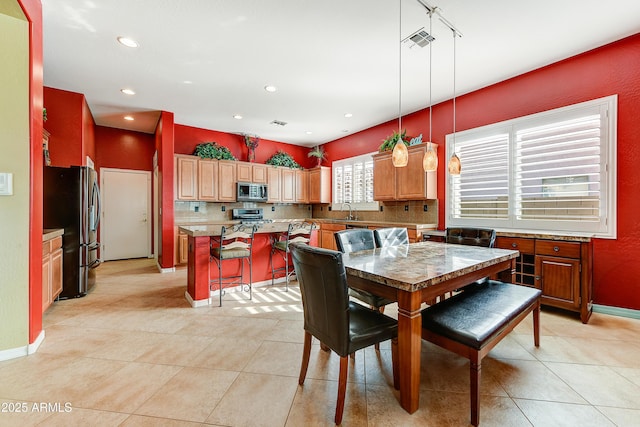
<box><xmin>421</xmin><ymin>280</ymin><xmax>542</xmax><ymax>426</ymax></box>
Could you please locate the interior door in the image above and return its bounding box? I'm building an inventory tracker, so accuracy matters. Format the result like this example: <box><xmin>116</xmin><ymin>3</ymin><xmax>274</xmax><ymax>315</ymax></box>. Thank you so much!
<box><xmin>101</xmin><ymin>168</ymin><xmax>151</xmax><ymax>261</ymax></box>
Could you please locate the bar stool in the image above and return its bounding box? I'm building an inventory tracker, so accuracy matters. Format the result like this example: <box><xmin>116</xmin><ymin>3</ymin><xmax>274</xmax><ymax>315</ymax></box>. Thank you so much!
<box><xmin>270</xmin><ymin>221</ymin><xmax>316</xmax><ymax>290</ymax></box>
<box><xmin>210</xmin><ymin>224</ymin><xmax>257</xmax><ymax>306</ymax></box>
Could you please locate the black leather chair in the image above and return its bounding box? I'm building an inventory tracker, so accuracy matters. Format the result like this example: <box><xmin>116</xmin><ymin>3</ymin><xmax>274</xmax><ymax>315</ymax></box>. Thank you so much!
<box><xmin>373</xmin><ymin>227</ymin><xmax>409</xmax><ymax>247</ymax></box>
<box><xmin>445</xmin><ymin>227</ymin><xmax>496</xmax><ymax>248</ymax></box>
<box><xmin>290</xmin><ymin>242</ymin><xmax>398</xmax><ymax>425</ymax></box>
<box><xmin>445</xmin><ymin>227</ymin><xmax>497</xmax><ymax>289</ymax></box>
<box><xmin>334</xmin><ymin>229</ymin><xmax>395</xmax><ymax>331</ymax></box>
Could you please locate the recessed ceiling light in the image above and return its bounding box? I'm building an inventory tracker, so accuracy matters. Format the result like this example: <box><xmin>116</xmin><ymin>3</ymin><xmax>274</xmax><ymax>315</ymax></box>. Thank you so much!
<box><xmin>117</xmin><ymin>36</ymin><xmax>139</xmax><ymax>48</ymax></box>
<box><xmin>183</xmin><ymin>80</ymin><xmax>193</xmax><ymax>84</ymax></box>
<box><xmin>121</xmin><ymin>88</ymin><xmax>135</xmax><ymax>95</ymax></box>
<box><xmin>306</xmin><ymin>131</ymin><xmax>313</xmax><ymax>135</ymax></box>
<box><xmin>344</xmin><ymin>113</ymin><xmax>353</xmax><ymax>118</ymax></box>
<box><xmin>124</xmin><ymin>115</ymin><xmax>134</xmax><ymax>121</ymax></box>
<box><xmin>264</xmin><ymin>85</ymin><xmax>277</xmax><ymax>93</ymax></box>
<box><xmin>233</xmin><ymin>114</ymin><xmax>243</xmax><ymax>120</ymax></box>
<box><xmin>342</xmin><ymin>129</ymin><xmax>349</xmax><ymax>133</ymax></box>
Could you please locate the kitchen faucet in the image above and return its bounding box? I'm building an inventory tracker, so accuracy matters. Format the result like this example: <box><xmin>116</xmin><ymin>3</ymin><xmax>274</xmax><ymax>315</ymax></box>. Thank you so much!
<box><xmin>341</xmin><ymin>203</ymin><xmax>355</xmax><ymax>221</ymax></box>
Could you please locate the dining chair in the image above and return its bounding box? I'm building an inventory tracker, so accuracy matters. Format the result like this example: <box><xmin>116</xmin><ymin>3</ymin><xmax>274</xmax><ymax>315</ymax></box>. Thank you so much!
<box><xmin>290</xmin><ymin>242</ymin><xmax>398</xmax><ymax>425</ymax></box>
<box><xmin>209</xmin><ymin>224</ymin><xmax>257</xmax><ymax>307</ymax></box>
<box><xmin>334</xmin><ymin>229</ymin><xmax>396</xmax><ymax>351</ymax></box>
<box><xmin>270</xmin><ymin>221</ymin><xmax>316</xmax><ymax>291</ymax></box>
<box><xmin>445</xmin><ymin>227</ymin><xmax>496</xmax><ymax>248</ymax></box>
<box><xmin>445</xmin><ymin>227</ymin><xmax>497</xmax><ymax>291</ymax></box>
<box><xmin>373</xmin><ymin>227</ymin><xmax>409</xmax><ymax>247</ymax></box>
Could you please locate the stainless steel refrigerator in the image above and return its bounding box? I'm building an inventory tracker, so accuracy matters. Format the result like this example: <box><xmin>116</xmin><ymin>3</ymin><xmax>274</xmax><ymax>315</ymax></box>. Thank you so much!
<box><xmin>43</xmin><ymin>166</ymin><xmax>101</xmax><ymax>299</ymax></box>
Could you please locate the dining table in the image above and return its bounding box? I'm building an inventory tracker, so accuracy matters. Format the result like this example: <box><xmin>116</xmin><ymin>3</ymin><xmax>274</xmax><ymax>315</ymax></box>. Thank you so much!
<box><xmin>340</xmin><ymin>240</ymin><xmax>520</xmax><ymax>414</ymax></box>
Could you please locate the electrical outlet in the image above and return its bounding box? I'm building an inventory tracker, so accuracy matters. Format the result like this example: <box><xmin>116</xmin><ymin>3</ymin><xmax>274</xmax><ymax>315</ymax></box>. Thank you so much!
<box><xmin>404</xmin><ymin>205</ymin><xmax>409</xmax><ymax>212</ymax></box>
<box><xmin>221</xmin><ymin>206</ymin><xmax>226</xmax><ymax>212</ymax></box>
<box><xmin>271</xmin><ymin>206</ymin><xmax>275</xmax><ymax>212</ymax></box>
<box><xmin>328</xmin><ymin>206</ymin><xmax>332</xmax><ymax>211</ymax></box>
<box><xmin>379</xmin><ymin>206</ymin><xmax>384</xmax><ymax>212</ymax></box>
<box><xmin>194</xmin><ymin>205</ymin><xmax>199</xmax><ymax>212</ymax></box>
<box><xmin>423</xmin><ymin>204</ymin><xmax>428</xmax><ymax>212</ymax></box>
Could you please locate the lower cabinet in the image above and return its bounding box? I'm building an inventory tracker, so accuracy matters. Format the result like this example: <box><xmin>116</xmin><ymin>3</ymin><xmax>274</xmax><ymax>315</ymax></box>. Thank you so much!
<box><xmin>42</xmin><ymin>236</ymin><xmax>63</xmax><ymax>313</ymax></box>
<box><xmin>175</xmin><ymin>227</ymin><xmax>189</xmax><ymax>265</ymax></box>
<box><xmin>496</xmin><ymin>236</ymin><xmax>593</xmax><ymax>323</ymax></box>
<box><xmin>319</xmin><ymin>223</ymin><xmax>345</xmax><ymax>251</ymax></box>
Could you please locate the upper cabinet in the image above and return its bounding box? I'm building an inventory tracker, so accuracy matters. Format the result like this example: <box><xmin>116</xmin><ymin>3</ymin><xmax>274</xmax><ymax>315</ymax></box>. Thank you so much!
<box><xmin>295</xmin><ymin>169</ymin><xmax>309</xmax><ymax>203</ymax></box>
<box><xmin>175</xmin><ymin>154</ymin><xmax>326</xmax><ymax>204</ymax></box>
<box><xmin>309</xmin><ymin>166</ymin><xmax>331</xmax><ymax>204</ymax></box>
<box><xmin>373</xmin><ymin>143</ymin><xmax>437</xmax><ymax>201</ymax></box>
<box><xmin>217</xmin><ymin>160</ymin><xmax>237</xmax><ymax>202</ymax></box>
<box><xmin>198</xmin><ymin>158</ymin><xmax>218</xmax><ymax>201</ymax></box>
<box><xmin>175</xmin><ymin>155</ymin><xmax>198</xmax><ymax>201</ymax></box>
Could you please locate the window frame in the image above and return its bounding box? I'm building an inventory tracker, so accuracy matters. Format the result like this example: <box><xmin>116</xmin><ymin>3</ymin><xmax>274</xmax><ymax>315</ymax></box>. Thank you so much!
<box><xmin>331</xmin><ymin>151</ymin><xmax>380</xmax><ymax>212</ymax></box>
<box><xmin>445</xmin><ymin>95</ymin><xmax>617</xmax><ymax>238</ymax></box>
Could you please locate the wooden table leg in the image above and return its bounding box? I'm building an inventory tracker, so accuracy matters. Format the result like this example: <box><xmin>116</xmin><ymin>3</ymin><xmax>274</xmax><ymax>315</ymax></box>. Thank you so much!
<box><xmin>396</xmin><ymin>290</ymin><xmax>423</xmax><ymax>413</ymax></box>
<box><xmin>187</xmin><ymin>235</ymin><xmax>210</xmax><ymax>305</ymax></box>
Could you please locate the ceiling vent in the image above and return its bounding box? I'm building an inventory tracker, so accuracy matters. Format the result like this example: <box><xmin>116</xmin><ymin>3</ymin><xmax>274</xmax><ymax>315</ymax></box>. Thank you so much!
<box><xmin>406</xmin><ymin>28</ymin><xmax>435</xmax><ymax>48</ymax></box>
<box><xmin>270</xmin><ymin>120</ymin><xmax>288</xmax><ymax>126</ymax></box>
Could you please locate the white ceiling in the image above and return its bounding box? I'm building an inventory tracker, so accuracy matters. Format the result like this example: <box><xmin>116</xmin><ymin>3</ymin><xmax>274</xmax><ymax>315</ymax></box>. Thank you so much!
<box><xmin>42</xmin><ymin>0</ymin><xmax>640</xmax><ymax>147</ymax></box>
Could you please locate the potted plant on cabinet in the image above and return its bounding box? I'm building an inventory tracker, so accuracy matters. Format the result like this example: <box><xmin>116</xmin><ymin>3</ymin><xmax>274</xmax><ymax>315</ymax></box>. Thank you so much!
<box><xmin>265</xmin><ymin>150</ymin><xmax>302</xmax><ymax>169</ymax></box>
<box><xmin>193</xmin><ymin>142</ymin><xmax>236</xmax><ymax>160</ymax></box>
<box><xmin>307</xmin><ymin>145</ymin><xmax>326</xmax><ymax>167</ymax></box>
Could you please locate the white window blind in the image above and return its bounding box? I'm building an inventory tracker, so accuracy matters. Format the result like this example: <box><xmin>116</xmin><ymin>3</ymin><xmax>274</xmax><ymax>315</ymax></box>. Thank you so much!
<box><xmin>332</xmin><ymin>153</ymin><xmax>378</xmax><ymax>210</ymax></box>
<box><xmin>446</xmin><ymin>95</ymin><xmax>616</xmax><ymax>238</ymax></box>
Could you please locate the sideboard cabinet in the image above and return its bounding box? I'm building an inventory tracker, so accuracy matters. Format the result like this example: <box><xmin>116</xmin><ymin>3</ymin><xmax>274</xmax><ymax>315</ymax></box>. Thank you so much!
<box><xmin>495</xmin><ymin>236</ymin><xmax>593</xmax><ymax>323</ymax></box>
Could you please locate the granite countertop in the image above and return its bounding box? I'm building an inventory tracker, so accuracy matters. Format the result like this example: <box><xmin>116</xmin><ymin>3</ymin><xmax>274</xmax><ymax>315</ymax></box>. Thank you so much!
<box><xmin>179</xmin><ymin>221</ymin><xmax>311</xmax><ymax>237</ymax></box>
<box><xmin>342</xmin><ymin>241</ymin><xmax>519</xmax><ymax>292</ymax></box>
<box><xmin>311</xmin><ymin>218</ymin><xmax>438</xmax><ymax>230</ymax></box>
<box><xmin>43</xmin><ymin>228</ymin><xmax>64</xmax><ymax>241</ymax></box>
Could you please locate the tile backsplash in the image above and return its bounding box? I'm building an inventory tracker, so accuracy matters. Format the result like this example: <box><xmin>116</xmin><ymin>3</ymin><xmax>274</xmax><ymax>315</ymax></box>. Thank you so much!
<box><xmin>176</xmin><ymin>199</ymin><xmax>438</xmax><ymax>225</ymax></box>
<box><xmin>174</xmin><ymin>201</ymin><xmax>312</xmax><ymax>224</ymax></box>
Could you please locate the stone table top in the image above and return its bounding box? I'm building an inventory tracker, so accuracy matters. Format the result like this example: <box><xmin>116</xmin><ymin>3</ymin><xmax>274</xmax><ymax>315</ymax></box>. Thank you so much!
<box><xmin>341</xmin><ymin>241</ymin><xmax>519</xmax><ymax>293</ymax></box>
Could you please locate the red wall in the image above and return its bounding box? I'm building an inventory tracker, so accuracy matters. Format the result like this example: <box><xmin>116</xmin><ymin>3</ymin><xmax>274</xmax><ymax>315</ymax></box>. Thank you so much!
<box><xmin>20</xmin><ymin>0</ymin><xmax>44</xmax><ymax>344</ymax></box>
<box><xmin>324</xmin><ymin>33</ymin><xmax>640</xmax><ymax>311</ymax></box>
<box><xmin>95</xmin><ymin>126</ymin><xmax>155</xmax><ymax>172</ymax></box>
<box><xmin>174</xmin><ymin>124</ymin><xmax>312</xmax><ymax>168</ymax></box>
<box><xmin>43</xmin><ymin>86</ymin><xmax>95</xmax><ymax>167</ymax></box>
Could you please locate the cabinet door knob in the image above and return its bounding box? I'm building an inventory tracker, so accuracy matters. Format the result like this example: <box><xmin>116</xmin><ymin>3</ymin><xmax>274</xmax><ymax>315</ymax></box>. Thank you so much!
<box><xmin>511</xmin><ymin>243</ymin><xmax>517</xmax><ymax>248</ymax></box>
<box><xmin>535</xmin><ymin>276</ymin><xmax>540</xmax><ymax>281</ymax></box>
<box><xmin>553</xmin><ymin>246</ymin><xmax>560</xmax><ymax>252</ymax></box>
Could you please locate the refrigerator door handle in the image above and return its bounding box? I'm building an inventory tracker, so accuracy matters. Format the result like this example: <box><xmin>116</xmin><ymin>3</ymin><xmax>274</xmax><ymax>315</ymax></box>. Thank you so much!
<box><xmin>90</xmin><ymin>180</ymin><xmax>101</xmax><ymax>232</ymax></box>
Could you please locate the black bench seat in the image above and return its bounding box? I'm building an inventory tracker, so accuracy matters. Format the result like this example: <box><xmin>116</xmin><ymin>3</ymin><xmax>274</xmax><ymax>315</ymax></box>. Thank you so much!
<box><xmin>421</xmin><ymin>280</ymin><xmax>542</xmax><ymax>426</ymax></box>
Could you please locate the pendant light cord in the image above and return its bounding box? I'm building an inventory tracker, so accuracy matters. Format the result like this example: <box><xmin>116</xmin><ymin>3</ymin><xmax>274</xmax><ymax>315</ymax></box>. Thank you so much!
<box><xmin>428</xmin><ymin>10</ymin><xmax>433</xmax><ymax>148</ymax></box>
<box><xmin>399</xmin><ymin>0</ymin><xmax>402</xmax><ymax>134</ymax></box>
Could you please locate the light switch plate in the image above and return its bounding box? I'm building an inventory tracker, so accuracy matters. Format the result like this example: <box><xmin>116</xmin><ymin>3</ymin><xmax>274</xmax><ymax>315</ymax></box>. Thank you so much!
<box><xmin>0</xmin><ymin>172</ymin><xmax>13</xmax><ymax>196</ymax></box>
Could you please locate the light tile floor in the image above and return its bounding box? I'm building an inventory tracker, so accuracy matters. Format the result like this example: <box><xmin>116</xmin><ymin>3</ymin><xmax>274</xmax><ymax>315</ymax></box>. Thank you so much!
<box><xmin>1</xmin><ymin>258</ymin><xmax>640</xmax><ymax>426</ymax></box>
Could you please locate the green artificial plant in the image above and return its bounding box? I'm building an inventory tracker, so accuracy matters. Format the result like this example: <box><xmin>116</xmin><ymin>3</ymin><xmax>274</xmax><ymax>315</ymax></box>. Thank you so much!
<box><xmin>265</xmin><ymin>150</ymin><xmax>302</xmax><ymax>169</ymax></box>
<box><xmin>193</xmin><ymin>142</ymin><xmax>236</xmax><ymax>160</ymax></box>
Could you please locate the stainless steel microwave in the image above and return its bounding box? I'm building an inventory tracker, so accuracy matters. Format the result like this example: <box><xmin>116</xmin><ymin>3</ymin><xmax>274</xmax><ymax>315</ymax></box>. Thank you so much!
<box><xmin>237</xmin><ymin>182</ymin><xmax>268</xmax><ymax>202</ymax></box>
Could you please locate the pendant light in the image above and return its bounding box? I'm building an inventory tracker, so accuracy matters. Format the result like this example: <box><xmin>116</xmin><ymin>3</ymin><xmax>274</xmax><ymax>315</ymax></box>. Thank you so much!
<box><xmin>392</xmin><ymin>0</ymin><xmax>408</xmax><ymax>167</ymax></box>
<box><xmin>422</xmin><ymin>9</ymin><xmax>437</xmax><ymax>172</ymax></box>
<box><xmin>447</xmin><ymin>27</ymin><xmax>461</xmax><ymax>175</ymax></box>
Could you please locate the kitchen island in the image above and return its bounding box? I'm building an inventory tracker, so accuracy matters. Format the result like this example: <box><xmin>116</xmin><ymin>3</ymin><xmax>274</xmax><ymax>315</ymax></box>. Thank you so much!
<box><xmin>179</xmin><ymin>222</ymin><xmax>315</xmax><ymax>307</ymax></box>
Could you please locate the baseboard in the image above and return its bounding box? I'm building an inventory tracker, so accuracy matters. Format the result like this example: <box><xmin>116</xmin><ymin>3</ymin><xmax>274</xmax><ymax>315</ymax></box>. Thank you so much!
<box><xmin>156</xmin><ymin>261</ymin><xmax>175</xmax><ymax>273</ymax></box>
<box><xmin>28</xmin><ymin>330</ymin><xmax>46</xmax><ymax>354</ymax></box>
<box><xmin>593</xmin><ymin>304</ymin><xmax>640</xmax><ymax>320</ymax></box>
<box><xmin>0</xmin><ymin>330</ymin><xmax>46</xmax><ymax>362</ymax></box>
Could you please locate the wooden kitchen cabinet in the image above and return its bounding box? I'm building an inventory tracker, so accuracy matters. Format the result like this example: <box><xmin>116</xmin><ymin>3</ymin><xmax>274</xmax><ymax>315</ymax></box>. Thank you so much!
<box><xmin>237</xmin><ymin>162</ymin><xmax>252</xmax><ymax>182</ymax></box>
<box><xmin>217</xmin><ymin>160</ymin><xmax>237</xmax><ymax>202</ymax></box>
<box><xmin>252</xmin><ymin>164</ymin><xmax>268</xmax><ymax>184</ymax></box>
<box><xmin>319</xmin><ymin>223</ymin><xmax>345</xmax><ymax>250</ymax></box>
<box><xmin>42</xmin><ymin>235</ymin><xmax>63</xmax><ymax>312</ymax></box>
<box><xmin>281</xmin><ymin>168</ymin><xmax>296</xmax><ymax>203</ymax></box>
<box><xmin>198</xmin><ymin>158</ymin><xmax>218</xmax><ymax>201</ymax></box>
<box><xmin>175</xmin><ymin>154</ymin><xmax>198</xmax><ymax>201</ymax></box>
<box><xmin>295</xmin><ymin>169</ymin><xmax>309</xmax><ymax>203</ymax></box>
<box><xmin>372</xmin><ymin>152</ymin><xmax>395</xmax><ymax>201</ymax></box>
<box><xmin>267</xmin><ymin>166</ymin><xmax>281</xmax><ymax>202</ymax></box>
<box><xmin>372</xmin><ymin>143</ymin><xmax>437</xmax><ymax>201</ymax></box>
<box><xmin>309</xmin><ymin>166</ymin><xmax>331</xmax><ymax>203</ymax></box>
<box><xmin>496</xmin><ymin>236</ymin><xmax>592</xmax><ymax>323</ymax></box>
